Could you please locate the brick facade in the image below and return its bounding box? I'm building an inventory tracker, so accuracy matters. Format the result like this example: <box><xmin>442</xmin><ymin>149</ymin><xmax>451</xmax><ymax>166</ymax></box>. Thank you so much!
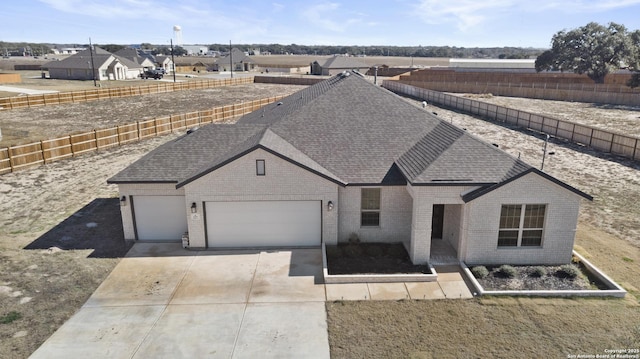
<box><xmin>462</xmin><ymin>173</ymin><xmax>581</xmax><ymax>265</ymax></box>
<box><xmin>116</xmin><ymin>160</ymin><xmax>584</xmax><ymax>266</ymax></box>
<box><xmin>182</xmin><ymin>148</ymin><xmax>339</xmax><ymax>248</ymax></box>
<box><xmin>116</xmin><ymin>183</ymin><xmax>186</xmax><ymax>241</ymax></box>
<box><xmin>337</xmin><ymin>186</ymin><xmax>413</xmax><ymax>244</ymax></box>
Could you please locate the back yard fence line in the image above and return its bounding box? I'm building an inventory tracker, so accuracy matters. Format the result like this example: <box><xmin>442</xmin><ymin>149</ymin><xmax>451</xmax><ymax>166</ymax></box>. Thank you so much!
<box><xmin>382</xmin><ymin>80</ymin><xmax>640</xmax><ymax>162</ymax></box>
<box><xmin>0</xmin><ymin>77</ymin><xmax>254</xmax><ymax>110</ymax></box>
<box><xmin>396</xmin><ymin>80</ymin><xmax>640</xmax><ymax>107</ymax></box>
<box><xmin>0</xmin><ymin>95</ymin><xmax>286</xmax><ymax>175</ymax></box>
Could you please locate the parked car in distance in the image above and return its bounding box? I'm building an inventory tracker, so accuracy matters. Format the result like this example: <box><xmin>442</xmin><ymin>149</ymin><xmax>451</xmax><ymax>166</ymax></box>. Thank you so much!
<box><xmin>140</xmin><ymin>69</ymin><xmax>163</xmax><ymax>80</ymax></box>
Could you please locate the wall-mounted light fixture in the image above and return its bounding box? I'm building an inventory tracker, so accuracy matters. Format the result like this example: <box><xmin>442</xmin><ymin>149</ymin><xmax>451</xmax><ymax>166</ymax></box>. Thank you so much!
<box><xmin>327</xmin><ymin>201</ymin><xmax>334</xmax><ymax>211</ymax></box>
<box><xmin>120</xmin><ymin>196</ymin><xmax>127</xmax><ymax>206</ymax></box>
<box><xmin>191</xmin><ymin>202</ymin><xmax>197</xmax><ymax>213</ymax></box>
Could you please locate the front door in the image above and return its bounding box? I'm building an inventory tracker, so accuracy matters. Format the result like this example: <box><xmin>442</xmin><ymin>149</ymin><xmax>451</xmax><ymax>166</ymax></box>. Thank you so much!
<box><xmin>431</xmin><ymin>204</ymin><xmax>444</xmax><ymax>239</ymax></box>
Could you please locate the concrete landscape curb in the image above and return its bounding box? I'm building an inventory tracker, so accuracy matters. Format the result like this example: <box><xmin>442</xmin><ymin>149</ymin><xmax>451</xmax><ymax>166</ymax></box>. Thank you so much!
<box><xmin>461</xmin><ymin>251</ymin><xmax>627</xmax><ymax>298</ymax></box>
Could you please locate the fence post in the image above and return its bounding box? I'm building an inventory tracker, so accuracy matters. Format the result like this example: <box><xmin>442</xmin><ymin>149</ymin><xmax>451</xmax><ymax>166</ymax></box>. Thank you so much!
<box><xmin>633</xmin><ymin>138</ymin><xmax>638</xmax><ymax>160</ymax></box>
<box><xmin>8</xmin><ymin>146</ymin><xmax>15</xmax><ymax>172</ymax></box>
<box><xmin>69</xmin><ymin>135</ymin><xmax>74</xmax><ymax>156</ymax></box>
<box><xmin>93</xmin><ymin>129</ymin><xmax>99</xmax><ymax>150</ymax></box>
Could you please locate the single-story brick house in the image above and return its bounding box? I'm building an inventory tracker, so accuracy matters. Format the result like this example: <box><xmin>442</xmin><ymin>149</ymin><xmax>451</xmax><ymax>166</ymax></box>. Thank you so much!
<box><xmin>108</xmin><ymin>72</ymin><xmax>591</xmax><ymax>265</ymax></box>
<box><xmin>46</xmin><ymin>47</ymin><xmax>142</xmax><ymax>81</ymax></box>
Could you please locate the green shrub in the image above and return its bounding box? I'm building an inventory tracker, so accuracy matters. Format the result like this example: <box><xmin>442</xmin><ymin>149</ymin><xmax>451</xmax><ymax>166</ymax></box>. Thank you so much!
<box><xmin>557</xmin><ymin>264</ymin><xmax>580</xmax><ymax>279</ymax></box>
<box><xmin>0</xmin><ymin>311</ymin><xmax>22</xmax><ymax>324</ymax></box>
<box><xmin>343</xmin><ymin>244</ymin><xmax>364</xmax><ymax>258</ymax></box>
<box><xmin>530</xmin><ymin>266</ymin><xmax>547</xmax><ymax>278</ymax></box>
<box><xmin>496</xmin><ymin>265</ymin><xmax>517</xmax><ymax>278</ymax></box>
<box><xmin>471</xmin><ymin>266</ymin><xmax>489</xmax><ymax>279</ymax></box>
<box><xmin>325</xmin><ymin>245</ymin><xmax>342</xmax><ymax>258</ymax></box>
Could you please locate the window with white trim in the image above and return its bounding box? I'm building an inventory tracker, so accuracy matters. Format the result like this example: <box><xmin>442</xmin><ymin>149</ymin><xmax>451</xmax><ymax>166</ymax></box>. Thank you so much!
<box><xmin>361</xmin><ymin>188</ymin><xmax>381</xmax><ymax>227</ymax></box>
<box><xmin>498</xmin><ymin>204</ymin><xmax>546</xmax><ymax>247</ymax></box>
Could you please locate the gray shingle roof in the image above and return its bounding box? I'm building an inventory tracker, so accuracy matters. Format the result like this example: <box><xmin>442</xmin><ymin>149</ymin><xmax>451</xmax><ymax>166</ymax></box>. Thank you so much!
<box><xmin>46</xmin><ymin>47</ymin><xmax>113</xmax><ymax>69</ymax></box>
<box><xmin>108</xmin><ymin>72</ymin><xmax>590</xmax><ymax>200</ymax></box>
<box><xmin>46</xmin><ymin>47</ymin><xmax>142</xmax><ymax>70</ymax></box>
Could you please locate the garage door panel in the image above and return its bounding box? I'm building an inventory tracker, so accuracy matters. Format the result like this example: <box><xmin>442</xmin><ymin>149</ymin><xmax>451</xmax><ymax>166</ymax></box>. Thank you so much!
<box><xmin>206</xmin><ymin>201</ymin><xmax>321</xmax><ymax>247</ymax></box>
<box><xmin>134</xmin><ymin>196</ymin><xmax>188</xmax><ymax>241</ymax></box>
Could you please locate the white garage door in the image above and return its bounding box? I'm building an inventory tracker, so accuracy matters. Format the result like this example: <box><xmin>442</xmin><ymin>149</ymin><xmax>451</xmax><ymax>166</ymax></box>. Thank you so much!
<box><xmin>133</xmin><ymin>196</ymin><xmax>188</xmax><ymax>241</ymax></box>
<box><xmin>206</xmin><ymin>201</ymin><xmax>321</xmax><ymax>247</ymax></box>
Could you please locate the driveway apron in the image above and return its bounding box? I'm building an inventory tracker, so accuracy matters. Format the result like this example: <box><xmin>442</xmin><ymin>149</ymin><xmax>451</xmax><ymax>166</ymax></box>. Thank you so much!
<box><xmin>29</xmin><ymin>243</ymin><xmax>330</xmax><ymax>359</ymax></box>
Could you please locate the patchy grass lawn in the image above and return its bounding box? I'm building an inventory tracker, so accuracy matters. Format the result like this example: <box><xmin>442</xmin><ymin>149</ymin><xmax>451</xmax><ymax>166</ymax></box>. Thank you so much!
<box><xmin>327</xmin><ymin>298</ymin><xmax>640</xmax><ymax>358</ymax></box>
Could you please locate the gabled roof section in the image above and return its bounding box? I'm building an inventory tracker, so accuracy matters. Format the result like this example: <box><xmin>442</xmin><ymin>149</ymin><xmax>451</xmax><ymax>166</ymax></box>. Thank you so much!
<box><xmin>461</xmin><ymin>168</ymin><xmax>593</xmax><ymax>202</ymax></box>
<box><xmin>396</xmin><ymin>121</ymin><xmax>532</xmax><ymax>184</ymax></box>
<box><xmin>114</xmin><ymin>48</ymin><xmax>156</xmax><ymax>65</ymax></box>
<box><xmin>175</xmin><ymin>128</ymin><xmax>345</xmax><ymax>188</ymax></box>
<box><xmin>46</xmin><ymin>47</ymin><xmax>113</xmax><ymax>69</ymax></box>
<box><xmin>216</xmin><ymin>48</ymin><xmax>254</xmax><ymax>66</ymax></box>
<box><xmin>108</xmin><ymin>124</ymin><xmax>267</xmax><ymax>184</ymax></box>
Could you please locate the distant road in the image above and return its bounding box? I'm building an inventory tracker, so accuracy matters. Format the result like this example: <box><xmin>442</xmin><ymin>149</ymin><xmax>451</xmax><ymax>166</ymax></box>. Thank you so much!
<box><xmin>0</xmin><ymin>85</ymin><xmax>58</xmax><ymax>95</ymax></box>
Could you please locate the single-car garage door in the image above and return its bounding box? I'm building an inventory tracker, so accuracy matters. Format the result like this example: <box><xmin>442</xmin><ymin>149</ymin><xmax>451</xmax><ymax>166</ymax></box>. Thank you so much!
<box><xmin>206</xmin><ymin>201</ymin><xmax>321</xmax><ymax>247</ymax></box>
<box><xmin>133</xmin><ymin>196</ymin><xmax>188</xmax><ymax>241</ymax></box>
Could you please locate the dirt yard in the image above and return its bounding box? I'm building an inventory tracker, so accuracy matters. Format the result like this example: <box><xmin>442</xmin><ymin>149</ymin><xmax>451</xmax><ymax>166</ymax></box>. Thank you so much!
<box><xmin>463</xmin><ymin>93</ymin><xmax>640</xmax><ymax>136</ymax></box>
<box><xmin>0</xmin><ymin>85</ymin><xmax>639</xmax><ymax>358</ymax></box>
<box><xmin>0</xmin><ymin>83</ymin><xmax>303</xmax><ymax>147</ymax></box>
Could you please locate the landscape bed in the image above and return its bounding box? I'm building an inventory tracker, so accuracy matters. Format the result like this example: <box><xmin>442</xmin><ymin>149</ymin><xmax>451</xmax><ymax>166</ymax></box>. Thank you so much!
<box><xmin>462</xmin><ymin>251</ymin><xmax>627</xmax><ymax>297</ymax></box>
<box><xmin>322</xmin><ymin>242</ymin><xmax>437</xmax><ymax>283</ymax></box>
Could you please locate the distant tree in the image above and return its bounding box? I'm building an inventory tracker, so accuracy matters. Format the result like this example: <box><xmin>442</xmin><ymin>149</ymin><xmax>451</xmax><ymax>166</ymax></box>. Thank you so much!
<box><xmin>152</xmin><ymin>46</ymin><xmax>170</xmax><ymax>55</ymax></box>
<box><xmin>140</xmin><ymin>43</ymin><xmax>154</xmax><ymax>50</ymax></box>
<box><xmin>628</xmin><ymin>30</ymin><xmax>640</xmax><ymax>88</ymax></box>
<box><xmin>536</xmin><ymin>22</ymin><xmax>635</xmax><ymax>83</ymax></box>
<box><xmin>101</xmin><ymin>44</ymin><xmax>125</xmax><ymax>53</ymax></box>
<box><xmin>172</xmin><ymin>46</ymin><xmax>187</xmax><ymax>56</ymax></box>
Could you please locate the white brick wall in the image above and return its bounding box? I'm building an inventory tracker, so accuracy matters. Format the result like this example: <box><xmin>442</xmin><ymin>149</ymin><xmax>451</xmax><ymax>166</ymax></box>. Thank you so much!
<box><xmin>463</xmin><ymin>172</ymin><xmax>582</xmax><ymax>265</ymax></box>
<box><xmin>116</xmin><ymin>183</ymin><xmax>185</xmax><ymax>240</ymax></box>
<box><xmin>406</xmin><ymin>185</ymin><xmax>475</xmax><ymax>264</ymax></box>
<box><xmin>183</xmin><ymin>148</ymin><xmax>339</xmax><ymax>248</ymax></box>
<box><xmin>443</xmin><ymin>204</ymin><xmax>463</xmax><ymax>251</ymax></box>
<box><xmin>337</xmin><ymin>186</ymin><xmax>413</xmax><ymax>244</ymax></box>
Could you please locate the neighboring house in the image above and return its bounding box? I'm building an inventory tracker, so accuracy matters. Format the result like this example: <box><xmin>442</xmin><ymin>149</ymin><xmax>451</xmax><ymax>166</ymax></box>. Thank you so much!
<box><xmin>213</xmin><ymin>48</ymin><xmax>256</xmax><ymax>72</ymax></box>
<box><xmin>155</xmin><ymin>55</ymin><xmax>174</xmax><ymax>72</ymax></box>
<box><xmin>114</xmin><ymin>48</ymin><xmax>156</xmax><ymax>70</ymax></box>
<box><xmin>174</xmin><ymin>60</ymin><xmax>209</xmax><ymax>73</ymax></box>
<box><xmin>108</xmin><ymin>72</ymin><xmax>591</xmax><ymax>266</ymax></box>
<box><xmin>46</xmin><ymin>47</ymin><xmax>143</xmax><ymax>81</ymax></box>
<box><xmin>310</xmin><ymin>56</ymin><xmax>370</xmax><ymax>76</ymax></box>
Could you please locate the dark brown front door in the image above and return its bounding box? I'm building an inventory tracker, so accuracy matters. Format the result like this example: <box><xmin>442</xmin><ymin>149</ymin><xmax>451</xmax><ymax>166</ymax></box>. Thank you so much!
<box><xmin>431</xmin><ymin>204</ymin><xmax>444</xmax><ymax>239</ymax></box>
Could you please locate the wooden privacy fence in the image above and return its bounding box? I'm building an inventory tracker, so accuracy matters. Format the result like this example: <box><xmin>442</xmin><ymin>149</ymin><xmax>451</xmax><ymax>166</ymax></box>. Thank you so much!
<box><xmin>383</xmin><ymin>80</ymin><xmax>640</xmax><ymax>162</ymax></box>
<box><xmin>0</xmin><ymin>77</ymin><xmax>254</xmax><ymax>110</ymax></box>
<box><xmin>396</xmin><ymin>80</ymin><xmax>640</xmax><ymax>107</ymax></box>
<box><xmin>0</xmin><ymin>96</ymin><xmax>285</xmax><ymax>175</ymax></box>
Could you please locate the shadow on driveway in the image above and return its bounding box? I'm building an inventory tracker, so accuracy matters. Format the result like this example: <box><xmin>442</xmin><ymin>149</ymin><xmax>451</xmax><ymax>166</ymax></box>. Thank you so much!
<box><xmin>24</xmin><ymin>198</ymin><xmax>133</xmax><ymax>258</ymax></box>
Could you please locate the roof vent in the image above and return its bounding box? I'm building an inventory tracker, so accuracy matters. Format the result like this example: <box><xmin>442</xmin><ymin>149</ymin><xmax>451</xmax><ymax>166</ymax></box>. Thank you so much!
<box><xmin>340</xmin><ymin>71</ymin><xmax>350</xmax><ymax>78</ymax></box>
<box><xmin>186</xmin><ymin>127</ymin><xmax>199</xmax><ymax>134</ymax></box>
<box><xmin>276</xmin><ymin>102</ymin><xmax>283</xmax><ymax>106</ymax></box>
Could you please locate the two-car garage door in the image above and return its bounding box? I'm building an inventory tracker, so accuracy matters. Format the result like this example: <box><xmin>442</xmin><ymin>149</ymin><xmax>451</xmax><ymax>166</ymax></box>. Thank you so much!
<box><xmin>133</xmin><ymin>196</ymin><xmax>321</xmax><ymax>247</ymax></box>
<box><xmin>206</xmin><ymin>201</ymin><xmax>321</xmax><ymax>247</ymax></box>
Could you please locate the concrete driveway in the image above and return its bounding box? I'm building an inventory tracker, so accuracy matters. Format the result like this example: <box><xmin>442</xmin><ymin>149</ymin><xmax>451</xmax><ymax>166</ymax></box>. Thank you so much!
<box><xmin>30</xmin><ymin>243</ymin><xmax>329</xmax><ymax>359</ymax></box>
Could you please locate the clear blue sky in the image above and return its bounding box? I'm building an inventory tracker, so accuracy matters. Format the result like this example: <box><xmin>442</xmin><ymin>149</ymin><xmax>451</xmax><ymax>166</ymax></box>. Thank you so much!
<box><xmin>2</xmin><ymin>0</ymin><xmax>640</xmax><ymax>48</ymax></box>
